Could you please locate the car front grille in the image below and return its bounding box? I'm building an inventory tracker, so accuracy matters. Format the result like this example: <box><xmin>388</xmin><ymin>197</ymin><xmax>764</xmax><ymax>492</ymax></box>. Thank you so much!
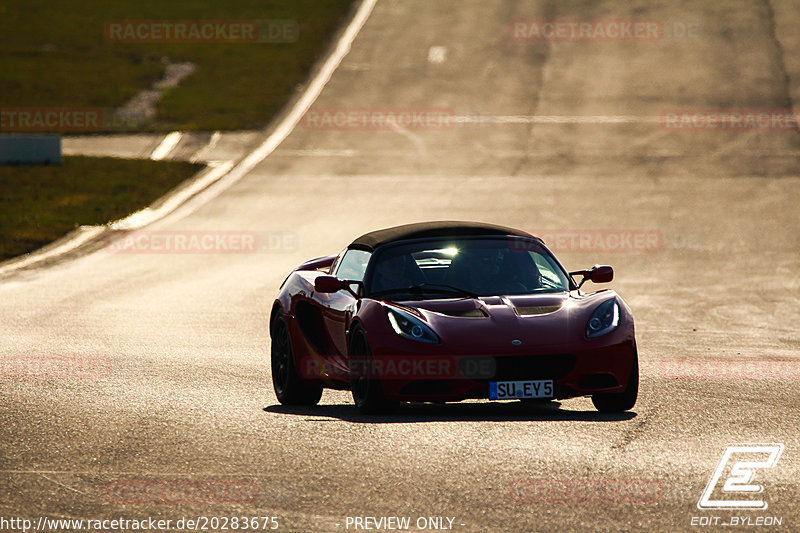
<box><xmin>459</xmin><ymin>354</ymin><xmax>576</xmax><ymax>382</ymax></box>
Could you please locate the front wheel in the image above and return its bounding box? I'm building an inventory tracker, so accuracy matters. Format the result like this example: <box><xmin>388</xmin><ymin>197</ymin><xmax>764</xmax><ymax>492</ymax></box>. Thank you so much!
<box><xmin>271</xmin><ymin>313</ymin><xmax>322</xmax><ymax>405</ymax></box>
<box><xmin>349</xmin><ymin>326</ymin><xmax>398</xmax><ymax>414</ymax></box>
<box><xmin>591</xmin><ymin>355</ymin><xmax>638</xmax><ymax>413</ymax></box>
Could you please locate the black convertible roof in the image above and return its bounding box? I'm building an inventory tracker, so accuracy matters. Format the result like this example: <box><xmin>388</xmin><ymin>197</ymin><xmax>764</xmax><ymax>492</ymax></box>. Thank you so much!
<box><xmin>349</xmin><ymin>221</ymin><xmax>539</xmax><ymax>251</ymax></box>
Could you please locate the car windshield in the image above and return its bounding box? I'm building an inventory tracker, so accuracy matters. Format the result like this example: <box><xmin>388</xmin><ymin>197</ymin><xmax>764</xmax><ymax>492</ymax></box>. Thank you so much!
<box><xmin>366</xmin><ymin>237</ymin><xmax>570</xmax><ymax>299</ymax></box>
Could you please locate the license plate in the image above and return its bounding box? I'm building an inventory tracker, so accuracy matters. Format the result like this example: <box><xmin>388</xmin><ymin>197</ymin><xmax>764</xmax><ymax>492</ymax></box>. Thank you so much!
<box><xmin>489</xmin><ymin>380</ymin><xmax>553</xmax><ymax>400</ymax></box>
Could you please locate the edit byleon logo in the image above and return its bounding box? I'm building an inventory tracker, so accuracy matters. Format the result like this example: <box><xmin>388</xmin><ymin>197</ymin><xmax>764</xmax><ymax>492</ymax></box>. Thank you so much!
<box><xmin>697</xmin><ymin>443</ymin><xmax>783</xmax><ymax>510</ymax></box>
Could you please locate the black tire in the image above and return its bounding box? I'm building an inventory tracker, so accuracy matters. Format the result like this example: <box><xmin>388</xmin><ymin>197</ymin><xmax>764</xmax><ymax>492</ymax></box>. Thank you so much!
<box><xmin>349</xmin><ymin>325</ymin><xmax>398</xmax><ymax>414</ymax></box>
<box><xmin>591</xmin><ymin>354</ymin><xmax>638</xmax><ymax>413</ymax></box>
<box><xmin>270</xmin><ymin>313</ymin><xmax>322</xmax><ymax>405</ymax></box>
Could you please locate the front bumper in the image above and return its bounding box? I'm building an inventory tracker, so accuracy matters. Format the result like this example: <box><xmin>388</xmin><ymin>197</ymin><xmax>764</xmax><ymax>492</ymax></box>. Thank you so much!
<box><xmin>372</xmin><ymin>339</ymin><xmax>637</xmax><ymax>402</ymax></box>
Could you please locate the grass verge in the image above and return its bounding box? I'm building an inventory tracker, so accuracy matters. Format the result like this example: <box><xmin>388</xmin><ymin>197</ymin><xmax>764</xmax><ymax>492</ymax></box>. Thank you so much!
<box><xmin>0</xmin><ymin>156</ymin><xmax>202</xmax><ymax>261</ymax></box>
<box><xmin>0</xmin><ymin>0</ymin><xmax>356</xmax><ymax>131</ymax></box>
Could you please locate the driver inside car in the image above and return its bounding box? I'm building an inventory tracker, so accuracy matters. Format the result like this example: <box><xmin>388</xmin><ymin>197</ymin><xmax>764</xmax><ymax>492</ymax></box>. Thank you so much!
<box><xmin>449</xmin><ymin>248</ymin><xmax>536</xmax><ymax>295</ymax></box>
<box><xmin>371</xmin><ymin>253</ymin><xmax>424</xmax><ymax>293</ymax></box>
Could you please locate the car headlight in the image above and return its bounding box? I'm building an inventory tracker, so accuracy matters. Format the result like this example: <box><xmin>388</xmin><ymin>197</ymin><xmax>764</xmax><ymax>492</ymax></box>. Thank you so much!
<box><xmin>586</xmin><ymin>299</ymin><xmax>619</xmax><ymax>338</ymax></box>
<box><xmin>386</xmin><ymin>308</ymin><xmax>439</xmax><ymax>344</ymax></box>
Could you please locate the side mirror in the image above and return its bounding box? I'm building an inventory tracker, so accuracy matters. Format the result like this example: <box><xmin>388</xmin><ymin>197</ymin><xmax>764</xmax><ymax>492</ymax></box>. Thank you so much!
<box><xmin>569</xmin><ymin>265</ymin><xmax>613</xmax><ymax>289</ymax></box>
<box><xmin>590</xmin><ymin>265</ymin><xmax>613</xmax><ymax>283</ymax></box>
<box><xmin>314</xmin><ymin>275</ymin><xmax>342</xmax><ymax>293</ymax></box>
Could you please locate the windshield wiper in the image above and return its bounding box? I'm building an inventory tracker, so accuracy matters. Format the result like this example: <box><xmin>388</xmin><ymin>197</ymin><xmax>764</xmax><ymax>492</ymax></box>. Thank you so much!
<box><xmin>416</xmin><ymin>283</ymin><xmax>479</xmax><ymax>298</ymax></box>
<box><xmin>371</xmin><ymin>283</ymin><xmax>478</xmax><ymax>299</ymax></box>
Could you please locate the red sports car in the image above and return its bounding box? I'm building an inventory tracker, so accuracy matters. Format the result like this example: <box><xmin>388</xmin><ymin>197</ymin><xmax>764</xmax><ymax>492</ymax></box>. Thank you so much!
<box><xmin>270</xmin><ymin>221</ymin><xmax>638</xmax><ymax>413</ymax></box>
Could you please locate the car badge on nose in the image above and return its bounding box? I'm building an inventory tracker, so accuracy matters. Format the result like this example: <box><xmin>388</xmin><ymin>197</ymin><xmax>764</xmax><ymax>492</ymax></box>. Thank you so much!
<box><xmin>512</xmin><ymin>339</ymin><xmax>522</xmax><ymax>346</ymax></box>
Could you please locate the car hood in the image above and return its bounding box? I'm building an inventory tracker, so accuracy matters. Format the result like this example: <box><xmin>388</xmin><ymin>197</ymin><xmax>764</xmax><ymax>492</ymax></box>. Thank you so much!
<box><xmin>387</xmin><ymin>292</ymin><xmax>618</xmax><ymax>354</ymax></box>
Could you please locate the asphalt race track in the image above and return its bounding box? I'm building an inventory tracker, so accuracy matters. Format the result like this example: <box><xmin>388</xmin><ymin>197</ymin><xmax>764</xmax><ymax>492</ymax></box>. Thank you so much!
<box><xmin>2</xmin><ymin>1</ymin><xmax>800</xmax><ymax>532</ymax></box>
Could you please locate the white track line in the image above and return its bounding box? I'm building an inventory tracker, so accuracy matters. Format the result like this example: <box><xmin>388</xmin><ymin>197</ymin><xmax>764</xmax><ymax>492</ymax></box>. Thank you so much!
<box><xmin>276</xmin><ymin>149</ymin><xmax>357</xmax><ymax>157</ymax></box>
<box><xmin>150</xmin><ymin>131</ymin><xmax>182</xmax><ymax>160</ymax></box>
<box><xmin>454</xmin><ymin>115</ymin><xmax>664</xmax><ymax>124</ymax></box>
<box><xmin>190</xmin><ymin>130</ymin><xmax>221</xmax><ymax>163</ymax></box>
<box><xmin>110</xmin><ymin>160</ymin><xmax>234</xmax><ymax>231</ymax></box>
